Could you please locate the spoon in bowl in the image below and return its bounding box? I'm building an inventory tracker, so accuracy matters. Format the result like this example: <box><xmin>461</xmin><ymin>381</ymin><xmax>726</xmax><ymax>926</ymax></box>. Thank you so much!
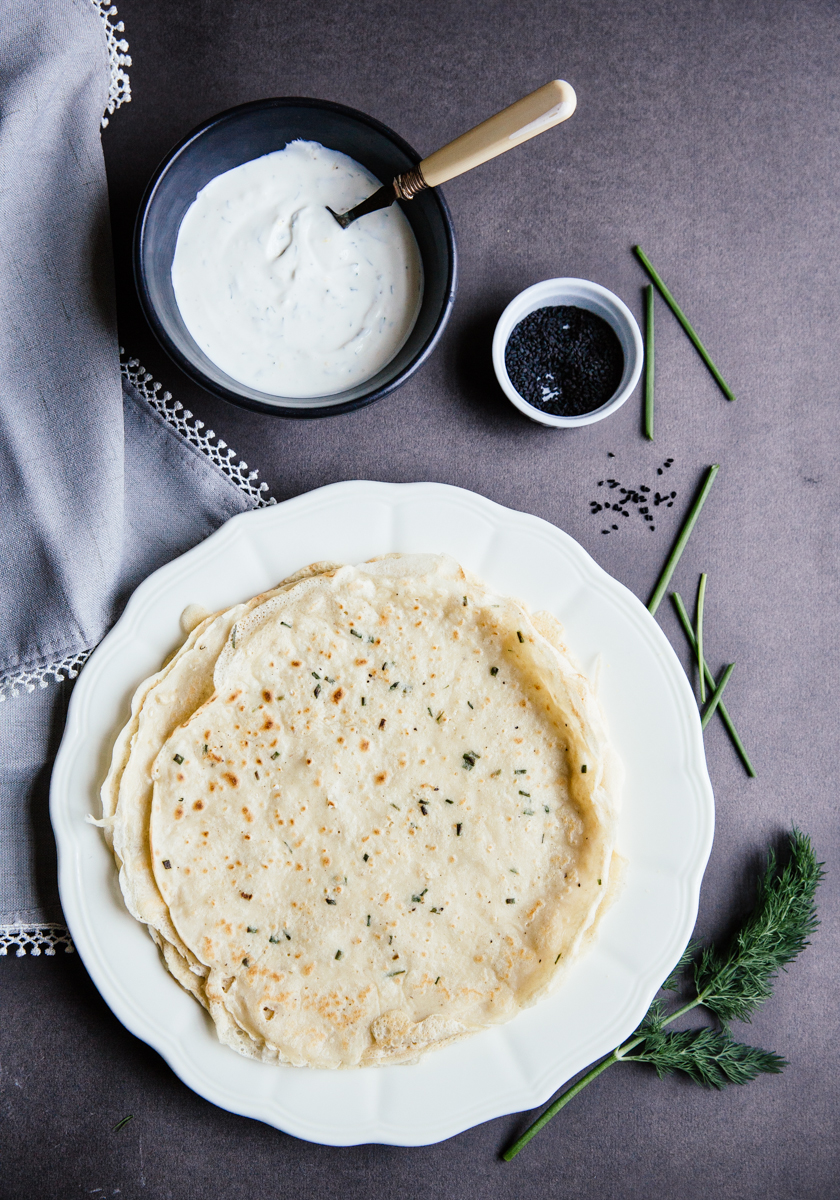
<box><xmin>327</xmin><ymin>78</ymin><xmax>576</xmax><ymax>229</ymax></box>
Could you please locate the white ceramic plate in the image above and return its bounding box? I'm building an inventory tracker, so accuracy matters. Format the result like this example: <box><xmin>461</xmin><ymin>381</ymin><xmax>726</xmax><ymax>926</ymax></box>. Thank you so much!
<box><xmin>51</xmin><ymin>481</ymin><xmax>714</xmax><ymax>1147</ymax></box>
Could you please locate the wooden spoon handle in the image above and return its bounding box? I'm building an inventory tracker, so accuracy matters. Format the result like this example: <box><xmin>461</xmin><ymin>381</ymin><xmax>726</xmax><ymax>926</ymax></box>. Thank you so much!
<box><xmin>418</xmin><ymin>80</ymin><xmax>576</xmax><ymax>189</ymax></box>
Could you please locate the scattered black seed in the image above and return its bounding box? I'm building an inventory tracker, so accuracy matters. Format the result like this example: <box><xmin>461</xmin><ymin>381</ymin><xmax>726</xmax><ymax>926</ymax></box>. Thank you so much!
<box><xmin>506</xmin><ymin>898</ymin><xmax>516</xmax><ymax>904</ymax></box>
<box><xmin>456</xmin><ymin>823</ymin><xmax>462</xmax><ymax>836</ymax></box>
<box><xmin>589</xmin><ymin>460</ymin><xmax>677</xmax><ymax>535</ymax></box>
<box><xmin>325</xmin><ymin>897</ymin><xmax>337</xmax><ymax>905</ymax></box>
<box><xmin>581</xmin><ymin>764</ymin><xmax>588</xmax><ymax>773</ymax></box>
<box><xmin>490</xmin><ymin>666</ymin><xmax>499</xmax><ymax>676</ymax></box>
<box><xmin>363</xmin><ymin>853</ymin><xmax>369</xmax><ymax>862</ymax></box>
<box><xmin>314</xmin><ymin>684</ymin><xmax>321</xmax><ymax>698</ymax></box>
<box><xmin>608</xmin><ymin>452</ymin><xmax>615</xmax><ymax>457</ymax></box>
<box><xmin>162</xmin><ymin>860</ymin><xmax>171</xmax><ymax>870</ymax></box>
<box><xmin>504</xmin><ymin>305</ymin><xmax>624</xmax><ymax>416</ymax></box>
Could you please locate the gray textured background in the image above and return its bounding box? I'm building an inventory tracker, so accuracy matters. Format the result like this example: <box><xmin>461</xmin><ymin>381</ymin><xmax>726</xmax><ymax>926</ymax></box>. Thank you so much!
<box><xmin>3</xmin><ymin>0</ymin><xmax>839</xmax><ymax>1195</ymax></box>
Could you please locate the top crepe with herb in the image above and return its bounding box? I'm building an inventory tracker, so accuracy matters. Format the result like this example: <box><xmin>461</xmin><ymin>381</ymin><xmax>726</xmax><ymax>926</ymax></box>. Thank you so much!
<box><xmin>105</xmin><ymin>554</ymin><xmax>622</xmax><ymax>1068</ymax></box>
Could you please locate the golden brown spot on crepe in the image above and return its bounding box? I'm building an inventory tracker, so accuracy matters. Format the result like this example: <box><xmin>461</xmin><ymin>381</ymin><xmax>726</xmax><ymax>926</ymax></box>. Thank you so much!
<box><xmin>242</xmin><ymin>807</ymin><xmax>253</xmax><ymax>822</ymax></box>
<box><xmin>193</xmin><ymin>800</ymin><xmax>204</xmax><ymax>811</ymax></box>
<box><xmin>262</xmin><ymin>689</ymin><xmax>273</xmax><ymax>703</ymax></box>
<box><xmin>331</xmin><ymin>688</ymin><xmax>344</xmax><ymax>704</ymax></box>
<box><xmin>302</xmin><ymin>963</ymin><xmax>314</xmax><ymax>976</ymax></box>
<box><xmin>374</xmin><ymin>772</ymin><xmax>387</xmax><ymax>785</ymax></box>
<box><xmin>240</xmin><ymin>891</ymin><xmax>253</xmax><ymax>900</ymax></box>
<box><xmin>291</xmin><ymin>661</ymin><xmax>301</xmax><ymax>667</ymax></box>
<box><xmin>295</xmin><ymin>863</ymin><xmax>303</xmax><ymax>871</ymax></box>
<box><xmin>379</xmin><ymin>718</ymin><xmax>386</xmax><ymax>730</ymax></box>
<box><xmin>321</xmin><ymin>854</ymin><xmax>331</xmax><ymax>867</ymax></box>
<box><xmin>360</xmin><ymin>740</ymin><xmax>370</xmax><ymax>751</ymax></box>
<box><xmin>355</xmin><ymin>658</ymin><xmax>367</xmax><ymax>666</ymax></box>
<box><xmin>262</xmin><ymin>717</ymin><xmax>275</xmax><ymax>731</ymax></box>
<box><xmin>176</xmin><ymin>772</ymin><xmax>184</xmax><ymax>781</ymax></box>
<box><xmin>222</xmin><ymin>772</ymin><xmax>239</xmax><ymax>787</ymax></box>
<box><xmin>226</xmin><ymin>691</ymin><xmax>241</xmax><ymax>703</ymax></box>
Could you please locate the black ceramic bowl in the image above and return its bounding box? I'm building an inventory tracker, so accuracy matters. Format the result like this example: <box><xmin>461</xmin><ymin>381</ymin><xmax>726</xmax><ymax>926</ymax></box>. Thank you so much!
<box><xmin>134</xmin><ymin>98</ymin><xmax>457</xmax><ymax>418</ymax></box>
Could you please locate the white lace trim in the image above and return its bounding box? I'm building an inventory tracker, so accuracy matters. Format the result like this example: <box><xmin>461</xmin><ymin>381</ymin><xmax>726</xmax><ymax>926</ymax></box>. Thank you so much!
<box><xmin>121</xmin><ymin>352</ymin><xmax>276</xmax><ymax>508</ymax></box>
<box><xmin>90</xmin><ymin>1</ymin><xmax>132</xmax><ymax>128</ymax></box>
<box><xmin>0</xmin><ymin>923</ymin><xmax>75</xmax><ymax>956</ymax></box>
<box><xmin>0</xmin><ymin>649</ymin><xmax>93</xmax><ymax>703</ymax></box>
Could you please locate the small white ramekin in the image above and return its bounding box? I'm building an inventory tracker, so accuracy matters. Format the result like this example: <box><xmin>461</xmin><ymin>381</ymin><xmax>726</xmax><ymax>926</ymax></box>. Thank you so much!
<box><xmin>492</xmin><ymin>278</ymin><xmax>644</xmax><ymax>427</ymax></box>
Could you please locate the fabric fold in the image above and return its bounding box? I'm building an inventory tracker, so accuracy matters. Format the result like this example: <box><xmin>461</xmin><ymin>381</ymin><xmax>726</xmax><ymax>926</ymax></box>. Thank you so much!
<box><xmin>0</xmin><ymin>1</ymin><xmax>269</xmax><ymax>938</ymax></box>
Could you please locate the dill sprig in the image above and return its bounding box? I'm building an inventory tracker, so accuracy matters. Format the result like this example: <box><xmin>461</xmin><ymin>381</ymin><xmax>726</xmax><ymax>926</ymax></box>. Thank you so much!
<box><xmin>502</xmin><ymin>829</ymin><xmax>823</xmax><ymax>1161</ymax></box>
<box><xmin>692</xmin><ymin>829</ymin><xmax>823</xmax><ymax>1023</ymax></box>
<box><xmin>623</xmin><ymin>1027</ymin><xmax>786</xmax><ymax>1088</ymax></box>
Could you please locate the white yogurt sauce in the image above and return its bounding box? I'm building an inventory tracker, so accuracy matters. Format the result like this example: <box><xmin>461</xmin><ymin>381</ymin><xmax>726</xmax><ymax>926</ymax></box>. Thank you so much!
<box><xmin>171</xmin><ymin>140</ymin><xmax>424</xmax><ymax>397</ymax></box>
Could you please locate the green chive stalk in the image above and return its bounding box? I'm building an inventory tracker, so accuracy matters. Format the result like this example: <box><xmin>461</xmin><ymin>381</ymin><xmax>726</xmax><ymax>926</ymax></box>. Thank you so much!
<box><xmin>701</xmin><ymin>662</ymin><xmax>735</xmax><ymax>729</ymax></box>
<box><xmin>644</xmin><ymin>284</ymin><xmax>655</xmax><ymax>440</ymax></box>
<box><xmin>647</xmin><ymin>465</ymin><xmax>719</xmax><ymax>615</ymax></box>
<box><xmin>696</xmin><ymin>572</ymin><xmax>707</xmax><ymax>703</ymax></box>
<box><xmin>672</xmin><ymin>593</ymin><xmax>756</xmax><ymax>776</ymax></box>
<box><xmin>633</xmin><ymin>246</ymin><xmax>736</xmax><ymax>402</ymax></box>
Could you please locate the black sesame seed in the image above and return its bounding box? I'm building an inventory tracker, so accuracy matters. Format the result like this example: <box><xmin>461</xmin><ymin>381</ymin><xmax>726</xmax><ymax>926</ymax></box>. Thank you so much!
<box><xmin>504</xmin><ymin>305</ymin><xmax>624</xmax><ymax>416</ymax></box>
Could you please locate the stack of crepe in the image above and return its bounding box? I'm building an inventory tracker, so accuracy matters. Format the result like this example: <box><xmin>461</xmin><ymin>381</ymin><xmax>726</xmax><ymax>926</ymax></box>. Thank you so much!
<box><xmin>99</xmin><ymin>554</ymin><xmax>622</xmax><ymax>1068</ymax></box>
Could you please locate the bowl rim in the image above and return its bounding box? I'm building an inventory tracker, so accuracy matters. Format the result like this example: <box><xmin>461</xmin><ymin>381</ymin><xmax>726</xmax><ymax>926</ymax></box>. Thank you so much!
<box><xmin>491</xmin><ymin>278</ymin><xmax>644</xmax><ymax>428</ymax></box>
<box><xmin>133</xmin><ymin>96</ymin><xmax>458</xmax><ymax>420</ymax></box>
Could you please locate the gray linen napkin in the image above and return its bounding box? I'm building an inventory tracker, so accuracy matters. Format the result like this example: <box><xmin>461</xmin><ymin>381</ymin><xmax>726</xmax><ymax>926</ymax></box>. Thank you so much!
<box><xmin>0</xmin><ymin>0</ymin><xmax>268</xmax><ymax>950</ymax></box>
